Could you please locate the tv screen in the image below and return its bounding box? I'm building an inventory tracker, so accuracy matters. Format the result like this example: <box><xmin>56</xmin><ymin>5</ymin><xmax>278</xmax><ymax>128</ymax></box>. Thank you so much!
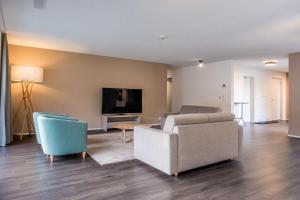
<box><xmin>102</xmin><ymin>88</ymin><xmax>142</xmax><ymax>114</ymax></box>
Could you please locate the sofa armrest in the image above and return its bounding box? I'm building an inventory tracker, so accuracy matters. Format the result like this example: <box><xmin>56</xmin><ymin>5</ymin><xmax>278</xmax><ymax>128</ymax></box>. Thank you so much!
<box><xmin>159</xmin><ymin>112</ymin><xmax>179</xmax><ymax>129</ymax></box>
<box><xmin>134</xmin><ymin>126</ymin><xmax>178</xmax><ymax>175</ymax></box>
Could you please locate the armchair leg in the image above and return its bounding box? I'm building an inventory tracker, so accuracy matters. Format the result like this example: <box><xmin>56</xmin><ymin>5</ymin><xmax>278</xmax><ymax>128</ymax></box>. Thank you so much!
<box><xmin>50</xmin><ymin>155</ymin><xmax>54</xmax><ymax>163</ymax></box>
<box><xmin>82</xmin><ymin>152</ymin><xmax>86</xmax><ymax>159</ymax></box>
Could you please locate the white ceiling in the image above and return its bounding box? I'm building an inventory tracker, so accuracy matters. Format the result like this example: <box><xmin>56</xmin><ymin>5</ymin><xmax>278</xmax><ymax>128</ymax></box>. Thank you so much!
<box><xmin>2</xmin><ymin>0</ymin><xmax>300</xmax><ymax>69</ymax></box>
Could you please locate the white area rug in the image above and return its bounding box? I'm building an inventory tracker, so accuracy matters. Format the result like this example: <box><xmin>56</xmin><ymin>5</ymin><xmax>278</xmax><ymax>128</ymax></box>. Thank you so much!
<box><xmin>87</xmin><ymin>132</ymin><xmax>134</xmax><ymax>165</ymax></box>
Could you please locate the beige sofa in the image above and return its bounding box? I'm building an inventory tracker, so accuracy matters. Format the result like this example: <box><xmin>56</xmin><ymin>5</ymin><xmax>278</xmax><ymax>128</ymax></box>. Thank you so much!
<box><xmin>134</xmin><ymin>113</ymin><xmax>243</xmax><ymax>176</ymax></box>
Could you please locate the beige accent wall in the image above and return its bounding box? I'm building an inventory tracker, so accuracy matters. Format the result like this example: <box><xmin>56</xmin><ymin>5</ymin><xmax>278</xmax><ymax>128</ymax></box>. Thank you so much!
<box><xmin>10</xmin><ymin>45</ymin><xmax>168</xmax><ymax>131</ymax></box>
<box><xmin>289</xmin><ymin>52</ymin><xmax>300</xmax><ymax>137</ymax></box>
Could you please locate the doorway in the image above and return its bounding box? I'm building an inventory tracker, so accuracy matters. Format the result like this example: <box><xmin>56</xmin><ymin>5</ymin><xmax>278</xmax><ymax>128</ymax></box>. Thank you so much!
<box><xmin>243</xmin><ymin>76</ymin><xmax>254</xmax><ymax>123</ymax></box>
<box><xmin>167</xmin><ymin>69</ymin><xmax>173</xmax><ymax>112</ymax></box>
<box><xmin>271</xmin><ymin>78</ymin><xmax>282</xmax><ymax>121</ymax></box>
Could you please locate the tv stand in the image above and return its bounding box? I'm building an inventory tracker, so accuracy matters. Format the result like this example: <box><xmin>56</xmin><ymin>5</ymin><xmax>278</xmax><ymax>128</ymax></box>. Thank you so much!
<box><xmin>102</xmin><ymin>114</ymin><xmax>141</xmax><ymax>132</ymax></box>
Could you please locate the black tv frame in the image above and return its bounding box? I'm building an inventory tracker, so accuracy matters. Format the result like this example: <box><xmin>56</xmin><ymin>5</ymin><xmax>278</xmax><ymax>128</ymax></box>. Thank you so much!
<box><xmin>101</xmin><ymin>87</ymin><xmax>143</xmax><ymax>115</ymax></box>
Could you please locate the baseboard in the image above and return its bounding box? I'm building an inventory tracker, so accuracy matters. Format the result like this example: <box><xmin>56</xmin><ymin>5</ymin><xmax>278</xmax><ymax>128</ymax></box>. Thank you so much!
<box><xmin>288</xmin><ymin>134</ymin><xmax>300</xmax><ymax>139</ymax></box>
<box><xmin>255</xmin><ymin>120</ymin><xmax>279</xmax><ymax>124</ymax></box>
<box><xmin>88</xmin><ymin>128</ymin><xmax>103</xmax><ymax>131</ymax></box>
<box><xmin>14</xmin><ymin>129</ymin><xmax>104</xmax><ymax>135</ymax></box>
<box><xmin>88</xmin><ymin>128</ymin><xmax>107</xmax><ymax>135</ymax></box>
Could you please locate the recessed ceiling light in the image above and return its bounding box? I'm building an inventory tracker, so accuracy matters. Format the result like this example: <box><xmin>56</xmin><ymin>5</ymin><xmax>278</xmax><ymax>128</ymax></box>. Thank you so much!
<box><xmin>198</xmin><ymin>60</ymin><xmax>204</xmax><ymax>68</ymax></box>
<box><xmin>33</xmin><ymin>0</ymin><xmax>47</xmax><ymax>9</ymax></box>
<box><xmin>160</xmin><ymin>35</ymin><xmax>168</xmax><ymax>40</ymax></box>
<box><xmin>263</xmin><ymin>60</ymin><xmax>278</xmax><ymax>66</ymax></box>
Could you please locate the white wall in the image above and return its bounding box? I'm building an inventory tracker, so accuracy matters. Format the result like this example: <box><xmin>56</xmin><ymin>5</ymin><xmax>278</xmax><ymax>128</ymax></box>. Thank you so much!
<box><xmin>172</xmin><ymin>61</ymin><xmax>233</xmax><ymax>112</ymax></box>
<box><xmin>171</xmin><ymin>60</ymin><xmax>287</xmax><ymax>123</ymax></box>
<box><xmin>232</xmin><ymin>64</ymin><xmax>287</xmax><ymax>122</ymax></box>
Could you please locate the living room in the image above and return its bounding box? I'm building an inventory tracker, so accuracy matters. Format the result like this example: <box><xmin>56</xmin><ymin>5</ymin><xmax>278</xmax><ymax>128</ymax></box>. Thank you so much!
<box><xmin>1</xmin><ymin>0</ymin><xmax>300</xmax><ymax>199</ymax></box>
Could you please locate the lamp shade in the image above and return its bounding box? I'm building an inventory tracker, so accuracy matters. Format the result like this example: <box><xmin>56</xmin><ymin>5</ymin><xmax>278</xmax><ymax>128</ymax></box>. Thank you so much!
<box><xmin>11</xmin><ymin>66</ymin><xmax>43</xmax><ymax>82</ymax></box>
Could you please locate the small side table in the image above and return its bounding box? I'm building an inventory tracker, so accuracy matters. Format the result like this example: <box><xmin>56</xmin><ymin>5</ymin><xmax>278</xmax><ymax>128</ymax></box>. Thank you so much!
<box><xmin>234</xmin><ymin>102</ymin><xmax>248</xmax><ymax>126</ymax></box>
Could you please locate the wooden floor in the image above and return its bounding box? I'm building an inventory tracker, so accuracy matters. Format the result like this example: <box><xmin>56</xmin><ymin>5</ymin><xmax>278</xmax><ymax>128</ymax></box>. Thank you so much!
<box><xmin>1</xmin><ymin>122</ymin><xmax>300</xmax><ymax>200</ymax></box>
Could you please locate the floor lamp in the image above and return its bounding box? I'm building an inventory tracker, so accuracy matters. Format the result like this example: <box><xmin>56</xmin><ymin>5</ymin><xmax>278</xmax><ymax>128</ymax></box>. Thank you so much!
<box><xmin>11</xmin><ymin>66</ymin><xmax>44</xmax><ymax>140</ymax></box>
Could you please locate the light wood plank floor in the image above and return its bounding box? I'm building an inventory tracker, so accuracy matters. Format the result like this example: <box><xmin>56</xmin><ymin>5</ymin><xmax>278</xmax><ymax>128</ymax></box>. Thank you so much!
<box><xmin>1</xmin><ymin>122</ymin><xmax>300</xmax><ymax>200</ymax></box>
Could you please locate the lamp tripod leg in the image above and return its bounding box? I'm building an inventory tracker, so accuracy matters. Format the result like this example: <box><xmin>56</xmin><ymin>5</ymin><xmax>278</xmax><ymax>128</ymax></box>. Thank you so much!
<box><xmin>27</xmin><ymin>83</ymin><xmax>35</xmax><ymax>132</ymax></box>
<box><xmin>20</xmin><ymin>98</ymin><xmax>30</xmax><ymax>140</ymax></box>
<box><xmin>12</xmin><ymin>98</ymin><xmax>24</xmax><ymax>127</ymax></box>
<box><xmin>20</xmin><ymin>109</ymin><xmax>29</xmax><ymax>140</ymax></box>
<box><xmin>13</xmin><ymin>81</ymin><xmax>36</xmax><ymax>140</ymax></box>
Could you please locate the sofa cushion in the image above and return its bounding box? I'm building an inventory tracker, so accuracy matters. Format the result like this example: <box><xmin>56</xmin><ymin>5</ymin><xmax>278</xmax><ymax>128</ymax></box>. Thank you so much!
<box><xmin>163</xmin><ymin>113</ymin><xmax>235</xmax><ymax>133</ymax></box>
<box><xmin>179</xmin><ymin>105</ymin><xmax>222</xmax><ymax>114</ymax></box>
<box><xmin>207</xmin><ymin>113</ymin><xmax>235</xmax><ymax>122</ymax></box>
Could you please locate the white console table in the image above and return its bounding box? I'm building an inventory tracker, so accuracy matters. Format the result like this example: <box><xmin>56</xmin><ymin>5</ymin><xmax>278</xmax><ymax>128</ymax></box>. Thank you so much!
<box><xmin>102</xmin><ymin>114</ymin><xmax>141</xmax><ymax>131</ymax></box>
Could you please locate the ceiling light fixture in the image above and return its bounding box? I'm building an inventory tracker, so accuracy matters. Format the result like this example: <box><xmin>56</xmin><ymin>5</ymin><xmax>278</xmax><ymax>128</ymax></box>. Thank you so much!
<box><xmin>263</xmin><ymin>60</ymin><xmax>278</xmax><ymax>66</ymax></box>
<box><xmin>160</xmin><ymin>35</ymin><xmax>168</xmax><ymax>40</ymax></box>
<box><xmin>33</xmin><ymin>0</ymin><xmax>47</xmax><ymax>9</ymax></box>
<box><xmin>198</xmin><ymin>60</ymin><xmax>204</xmax><ymax>68</ymax></box>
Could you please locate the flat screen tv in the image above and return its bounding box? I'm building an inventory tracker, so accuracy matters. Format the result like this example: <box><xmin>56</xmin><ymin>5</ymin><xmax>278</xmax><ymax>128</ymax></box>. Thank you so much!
<box><xmin>102</xmin><ymin>88</ymin><xmax>142</xmax><ymax>114</ymax></box>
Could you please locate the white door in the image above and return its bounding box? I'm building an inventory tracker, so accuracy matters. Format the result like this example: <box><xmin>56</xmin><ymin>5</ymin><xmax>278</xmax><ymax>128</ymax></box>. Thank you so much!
<box><xmin>271</xmin><ymin>78</ymin><xmax>281</xmax><ymax>121</ymax></box>
<box><xmin>243</xmin><ymin>77</ymin><xmax>254</xmax><ymax>122</ymax></box>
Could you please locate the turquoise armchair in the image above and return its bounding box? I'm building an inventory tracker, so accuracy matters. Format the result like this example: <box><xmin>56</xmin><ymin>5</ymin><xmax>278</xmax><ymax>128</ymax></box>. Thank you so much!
<box><xmin>33</xmin><ymin>112</ymin><xmax>71</xmax><ymax>144</ymax></box>
<box><xmin>37</xmin><ymin>115</ymin><xmax>87</xmax><ymax>162</ymax></box>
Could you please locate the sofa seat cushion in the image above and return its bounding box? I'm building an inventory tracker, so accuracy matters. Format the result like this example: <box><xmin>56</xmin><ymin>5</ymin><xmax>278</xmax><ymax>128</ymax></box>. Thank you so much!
<box><xmin>163</xmin><ymin>113</ymin><xmax>235</xmax><ymax>133</ymax></box>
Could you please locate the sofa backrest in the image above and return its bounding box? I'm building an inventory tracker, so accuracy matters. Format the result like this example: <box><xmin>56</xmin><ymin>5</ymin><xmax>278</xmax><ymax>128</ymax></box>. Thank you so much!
<box><xmin>175</xmin><ymin>120</ymin><xmax>239</xmax><ymax>172</ymax></box>
<box><xmin>163</xmin><ymin>113</ymin><xmax>235</xmax><ymax>133</ymax></box>
<box><xmin>179</xmin><ymin>105</ymin><xmax>222</xmax><ymax>114</ymax></box>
